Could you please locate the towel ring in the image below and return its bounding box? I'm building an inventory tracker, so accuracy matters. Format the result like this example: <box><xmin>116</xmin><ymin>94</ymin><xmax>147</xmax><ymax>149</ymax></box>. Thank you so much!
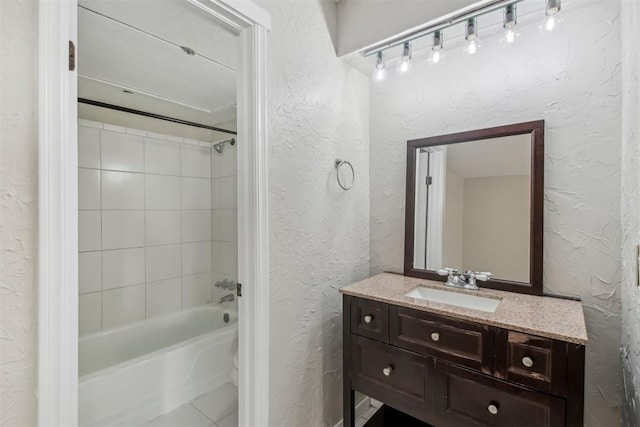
<box><xmin>335</xmin><ymin>159</ymin><xmax>355</xmax><ymax>191</ymax></box>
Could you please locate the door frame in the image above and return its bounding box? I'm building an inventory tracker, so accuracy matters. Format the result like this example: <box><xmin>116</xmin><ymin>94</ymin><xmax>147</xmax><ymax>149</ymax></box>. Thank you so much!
<box><xmin>37</xmin><ymin>1</ymin><xmax>270</xmax><ymax>425</ymax></box>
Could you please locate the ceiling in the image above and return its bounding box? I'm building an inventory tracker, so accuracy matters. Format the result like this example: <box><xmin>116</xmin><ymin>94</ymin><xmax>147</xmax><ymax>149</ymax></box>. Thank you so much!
<box><xmin>78</xmin><ymin>0</ymin><xmax>238</xmax><ymax>127</ymax></box>
<box><xmin>445</xmin><ymin>134</ymin><xmax>531</xmax><ymax>178</ymax></box>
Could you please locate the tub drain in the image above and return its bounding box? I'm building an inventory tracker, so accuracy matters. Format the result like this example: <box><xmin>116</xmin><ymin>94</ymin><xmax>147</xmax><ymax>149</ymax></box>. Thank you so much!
<box><xmin>223</xmin><ymin>313</ymin><xmax>230</xmax><ymax>323</ymax></box>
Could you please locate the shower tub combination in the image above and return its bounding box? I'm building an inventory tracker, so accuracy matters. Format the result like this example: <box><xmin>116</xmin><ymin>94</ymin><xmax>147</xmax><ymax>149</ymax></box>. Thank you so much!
<box><xmin>79</xmin><ymin>306</ymin><xmax>237</xmax><ymax>426</ymax></box>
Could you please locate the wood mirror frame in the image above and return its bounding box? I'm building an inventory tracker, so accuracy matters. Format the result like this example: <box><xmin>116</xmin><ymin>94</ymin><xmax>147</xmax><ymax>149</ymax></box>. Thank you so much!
<box><xmin>404</xmin><ymin>120</ymin><xmax>545</xmax><ymax>296</ymax></box>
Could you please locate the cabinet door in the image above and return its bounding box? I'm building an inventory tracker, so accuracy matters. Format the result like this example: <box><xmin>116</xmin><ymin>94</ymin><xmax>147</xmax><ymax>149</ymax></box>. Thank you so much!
<box><xmin>350</xmin><ymin>335</ymin><xmax>436</xmax><ymax>423</ymax></box>
<box><xmin>435</xmin><ymin>362</ymin><xmax>565</xmax><ymax>427</ymax></box>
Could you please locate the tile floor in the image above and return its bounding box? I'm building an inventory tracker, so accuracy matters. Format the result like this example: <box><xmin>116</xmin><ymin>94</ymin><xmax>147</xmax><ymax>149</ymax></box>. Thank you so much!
<box><xmin>356</xmin><ymin>398</ymin><xmax>382</xmax><ymax>427</ymax></box>
<box><xmin>145</xmin><ymin>386</ymin><xmax>380</xmax><ymax>427</ymax></box>
<box><xmin>144</xmin><ymin>383</ymin><xmax>238</xmax><ymax>427</ymax></box>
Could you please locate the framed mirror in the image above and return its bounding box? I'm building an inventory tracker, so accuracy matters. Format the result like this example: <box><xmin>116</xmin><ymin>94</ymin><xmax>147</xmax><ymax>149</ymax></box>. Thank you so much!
<box><xmin>404</xmin><ymin>121</ymin><xmax>544</xmax><ymax>295</ymax></box>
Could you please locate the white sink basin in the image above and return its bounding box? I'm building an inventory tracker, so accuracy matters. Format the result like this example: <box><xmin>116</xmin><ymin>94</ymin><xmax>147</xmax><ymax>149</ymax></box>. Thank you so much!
<box><xmin>405</xmin><ymin>287</ymin><xmax>501</xmax><ymax>313</ymax></box>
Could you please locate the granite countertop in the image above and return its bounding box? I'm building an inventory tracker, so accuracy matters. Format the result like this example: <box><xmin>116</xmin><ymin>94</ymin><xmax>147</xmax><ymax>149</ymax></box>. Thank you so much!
<box><xmin>340</xmin><ymin>273</ymin><xmax>588</xmax><ymax>345</ymax></box>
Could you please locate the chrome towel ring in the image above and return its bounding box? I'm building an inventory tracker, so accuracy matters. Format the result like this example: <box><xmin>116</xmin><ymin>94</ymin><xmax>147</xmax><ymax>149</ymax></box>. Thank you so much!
<box><xmin>335</xmin><ymin>159</ymin><xmax>355</xmax><ymax>191</ymax></box>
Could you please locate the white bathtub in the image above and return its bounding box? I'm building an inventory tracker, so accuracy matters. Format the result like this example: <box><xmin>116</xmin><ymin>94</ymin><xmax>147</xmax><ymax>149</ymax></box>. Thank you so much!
<box><xmin>79</xmin><ymin>305</ymin><xmax>237</xmax><ymax>426</ymax></box>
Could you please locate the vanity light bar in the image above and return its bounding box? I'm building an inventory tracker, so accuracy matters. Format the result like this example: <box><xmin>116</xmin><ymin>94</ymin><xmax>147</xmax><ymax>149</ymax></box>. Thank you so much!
<box><xmin>366</xmin><ymin>0</ymin><xmax>563</xmax><ymax>80</ymax></box>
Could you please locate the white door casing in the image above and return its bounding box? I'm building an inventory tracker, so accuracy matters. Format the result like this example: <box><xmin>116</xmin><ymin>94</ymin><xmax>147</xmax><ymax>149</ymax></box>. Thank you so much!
<box><xmin>37</xmin><ymin>0</ymin><xmax>270</xmax><ymax>425</ymax></box>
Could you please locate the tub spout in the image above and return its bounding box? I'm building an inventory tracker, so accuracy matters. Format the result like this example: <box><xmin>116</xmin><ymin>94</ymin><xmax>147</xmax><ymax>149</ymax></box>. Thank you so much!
<box><xmin>219</xmin><ymin>294</ymin><xmax>235</xmax><ymax>303</ymax></box>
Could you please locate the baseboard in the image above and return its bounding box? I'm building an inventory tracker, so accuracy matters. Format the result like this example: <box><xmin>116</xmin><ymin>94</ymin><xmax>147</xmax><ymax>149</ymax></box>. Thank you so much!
<box><xmin>334</xmin><ymin>396</ymin><xmax>372</xmax><ymax>427</ymax></box>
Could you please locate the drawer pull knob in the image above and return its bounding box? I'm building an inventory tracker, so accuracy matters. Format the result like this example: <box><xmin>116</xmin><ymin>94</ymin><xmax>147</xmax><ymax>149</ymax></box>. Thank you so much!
<box><xmin>431</xmin><ymin>332</ymin><xmax>440</xmax><ymax>342</ymax></box>
<box><xmin>382</xmin><ymin>366</ymin><xmax>393</xmax><ymax>376</ymax></box>
<box><xmin>522</xmin><ymin>356</ymin><xmax>534</xmax><ymax>368</ymax></box>
<box><xmin>364</xmin><ymin>315</ymin><xmax>373</xmax><ymax>324</ymax></box>
<box><xmin>488</xmin><ymin>403</ymin><xmax>499</xmax><ymax>415</ymax></box>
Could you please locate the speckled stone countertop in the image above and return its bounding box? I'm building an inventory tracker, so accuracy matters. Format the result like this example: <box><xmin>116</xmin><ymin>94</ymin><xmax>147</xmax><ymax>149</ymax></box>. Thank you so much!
<box><xmin>340</xmin><ymin>273</ymin><xmax>588</xmax><ymax>345</ymax></box>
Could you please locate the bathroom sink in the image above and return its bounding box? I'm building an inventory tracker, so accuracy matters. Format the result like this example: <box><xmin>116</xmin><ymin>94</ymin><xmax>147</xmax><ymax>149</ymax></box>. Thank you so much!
<box><xmin>405</xmin><ymin>287</ymin><xmax>501</xmax><ymax>313</ymax></box>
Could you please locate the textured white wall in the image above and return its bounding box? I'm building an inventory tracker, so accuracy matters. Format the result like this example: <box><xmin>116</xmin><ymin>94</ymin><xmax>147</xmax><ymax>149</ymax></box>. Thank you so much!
<box><xmin>621</xmin><ymin>0</ymin><xmax>640</xmax><ymax>424</ymax></box>
<box><xmin>0</xmin><ymin>0</ymin><xmax>38</xmax><ymax>424</ymax></box>
<box><xmin>255</xmin><ymin>1</ymin><xmax>370</xmax><ymax>425</ymax></box>
<box><xmin>369</xmin><ymin>1</ymin><xmax>622</xmax><ymax>425</ymax></box>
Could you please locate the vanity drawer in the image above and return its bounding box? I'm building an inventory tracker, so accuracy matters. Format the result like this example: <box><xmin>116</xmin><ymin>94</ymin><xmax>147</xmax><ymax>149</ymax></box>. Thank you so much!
<box><xmin>436</xmin><ymin>362</ymin><xmax>565</xmax><ymax>427</ymax></box>
<box><xmin>350</xmin><ymin>297</ymin><xmax>389</xmax><ymax>343</ymax></box>
<box><xmin>390</xmin><ymin>305</ymin><xmax>493</xmax><ymax>373</ymax></box>
<box><xmin>495</xmin><ymin>330</ymin><xmax>567</xmax><ymax>395</ymax></box>
<box><xmin>350</xmin><ymin>335</ymin><xmax>435</xmax><ymax>422</ymax></box>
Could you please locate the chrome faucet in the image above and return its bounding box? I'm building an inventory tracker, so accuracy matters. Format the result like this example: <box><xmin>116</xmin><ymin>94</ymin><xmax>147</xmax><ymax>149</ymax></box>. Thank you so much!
<box><xmin>215</xmin><ymin>278</ymin><xmax>237</xmax><ymax>291</ymax></box>
<box><xmin>437</xmin><ymin>268</ymin><xmax>493</xmax><ymax>290</ymax></box>
<box><xmin>218</xmin><ymin>293</ymin><xmax>235</xmax><ymax>303</ymax></box>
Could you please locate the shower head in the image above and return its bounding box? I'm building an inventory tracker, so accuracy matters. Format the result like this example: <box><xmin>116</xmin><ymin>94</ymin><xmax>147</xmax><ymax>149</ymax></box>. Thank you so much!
<box><xmin>213</xmin><ymin>137</ymin><xmax>235</xmax><ymax>154</ymax></box>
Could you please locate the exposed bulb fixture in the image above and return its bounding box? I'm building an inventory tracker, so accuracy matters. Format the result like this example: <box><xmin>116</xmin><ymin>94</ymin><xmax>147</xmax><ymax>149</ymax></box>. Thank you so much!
<box><xmin>430</xmin><ymin>30</ymin><xmax>444</xmax><ymax>64</ymax></box>
<box><xmin>396</xmin><ymin>42</ymin><xmax>412</xmax><ymax>74</ymax></box>
<box><xmin>464</xmin><ymin>18</ymin><xmax>482</xmax><ymax>55</ymax></box>
<box><xmin>372</xmin><ymin>51</ymin><xmax>388</xmax><ymax>82</ymax></box>
<box><xmin>540</xmin><ymin>0</ymin><xmax>561</xmax><ymax>34</ymax></box>
<box><xmin>501</xmin><ymin>4</ymin><xmax>520</xmax><ymax>44</ymax></box>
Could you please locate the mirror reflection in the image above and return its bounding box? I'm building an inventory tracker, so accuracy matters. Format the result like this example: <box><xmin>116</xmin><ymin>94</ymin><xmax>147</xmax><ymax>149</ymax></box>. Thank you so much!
<box><xmin>413</xmin><ymin>135</ymin><xmax>531</xmax><ymax>283</ymax></box>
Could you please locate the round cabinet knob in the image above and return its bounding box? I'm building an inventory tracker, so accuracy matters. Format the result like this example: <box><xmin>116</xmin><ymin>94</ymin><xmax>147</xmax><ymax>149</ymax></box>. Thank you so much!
<box><xmin>522</xmin><ymin>356</ymin><xmax>534</xmax><ymax>368</ymax></box>
<box><xmin>363</xmin><ymin>315</ymin><xmax>373</xmax><ymax>324</ymax></box>
<box><xmin>431</xmin><ymin>332</ymin><xmax>440</xmax><ymax>342</ymax></box>
<box><xmin>382</xmin><ymin>366</ymin><xmax>393</xmax><ymax>376</ymax></box>
<box><xmin>488</xmin><ymin>403</ymin><xmax>499</xmax><ymax>415</ymax></box>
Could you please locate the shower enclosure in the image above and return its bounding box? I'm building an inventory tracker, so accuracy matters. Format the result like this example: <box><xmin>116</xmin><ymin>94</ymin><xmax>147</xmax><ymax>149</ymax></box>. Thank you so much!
<box><xmin>76</xmin><ymin>1</ymin><xmax>241</xmax><ymax>424</ymax></box>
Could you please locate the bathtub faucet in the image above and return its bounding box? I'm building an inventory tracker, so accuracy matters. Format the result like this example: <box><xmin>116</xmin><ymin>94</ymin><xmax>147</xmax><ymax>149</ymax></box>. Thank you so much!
<box><xmin>215</xmin><ymin>278</ymin><xmax>237</xmax><ymax>291</ymax></box>
<box><xmin>219</xmin><ymin>294</ymin><xmax>235</xmax><ymax>303</ymax></box>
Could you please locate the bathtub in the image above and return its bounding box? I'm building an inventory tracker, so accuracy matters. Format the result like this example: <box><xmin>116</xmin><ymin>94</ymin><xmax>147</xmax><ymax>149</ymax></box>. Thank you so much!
<box><xmin>79</xmin><ymin>305</ymin><xmax>237</xmax><ymax>426</ymax></box>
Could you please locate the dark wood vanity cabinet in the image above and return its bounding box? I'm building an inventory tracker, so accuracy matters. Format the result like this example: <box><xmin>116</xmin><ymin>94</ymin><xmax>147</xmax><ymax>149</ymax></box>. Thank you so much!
<box><xmin>343</xmin><ymin>295</ymin><xmax>585</xmax><ymax>427</ymax></box>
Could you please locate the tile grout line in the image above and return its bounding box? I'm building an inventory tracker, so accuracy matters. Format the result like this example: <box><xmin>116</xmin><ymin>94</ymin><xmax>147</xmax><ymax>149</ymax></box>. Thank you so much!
<box><xmin>143</xmin><ymin>135</ymin><xmax>147</xmax><ymax>320</ymax></box>
<box><xmin>98</xmin><ymin>125</ymin><xmax>104</xmax><ymax>331</ymax></box>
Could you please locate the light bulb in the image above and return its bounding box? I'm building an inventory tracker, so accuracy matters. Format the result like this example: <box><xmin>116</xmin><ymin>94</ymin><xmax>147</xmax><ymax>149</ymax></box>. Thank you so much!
<box><xmin>396</xmin><ymin>42</ymin><xmax>412</xmax><ymax>75</ymax></box>
<box><xmin>373</xmin><ymin>66</ymin><xmax>387</xmax><ymax>82</ymax></box>
<box><xmin>500</xmin><ymin>26</ymin><xmax>520</xmax><ymax>44</ymax></box>
<box><xmin>372</xmin><ymin>51</ymin><xmax>388</xmax><ymax>82</ymax></box>
<box><xmin>501</xmin><ymin>5</ymin><xmax>519</xmax><ymax>44</ymax></box>
<box><xmin>466</xmin><ymin>39</ymin><xmax>480</xmax><ymax>55</ymax></box>
<box><xmin>430</xmin><ymin>30</ymin><xmax>444</xmax><ymax>64</ymax></box>
<box><xmin>540</xmin><ymin>0</ymin><xmax>561</xmax><ymax>35</ymax></box>
<box><xmin>464</xmin><ymin>18</ymin><xmax>481</xmax><ymax>55</ymax></box>
<box><xmin>431</xmin><ymin>50</ymin><xmax>441</xmax><ymax>64</ymax></box>
<box><xmin>546</xmin><ymin>15</ymin><xmax>556</xmax><ymax>31</ymax></box>
<box><xmin>539</xmin><ymin>14</ymin><xmax>562</xmax><ymax>35</ymax></box>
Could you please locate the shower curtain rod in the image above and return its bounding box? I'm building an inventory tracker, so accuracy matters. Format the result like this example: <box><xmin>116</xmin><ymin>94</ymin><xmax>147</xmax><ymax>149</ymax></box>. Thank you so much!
<box><xmin>78</xmin><ymin>98</ymin><xmax>237</xmax><ymax>136</ymax></box>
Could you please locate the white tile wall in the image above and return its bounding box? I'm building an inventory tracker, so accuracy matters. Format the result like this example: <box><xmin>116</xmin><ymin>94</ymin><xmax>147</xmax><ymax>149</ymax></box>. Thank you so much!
<box><xmin>146</xmin><ymin>175</ymin><xmax>181</xmax><ymax>210</ymax></box>
<box><xmin>78</xmin><ymin>168</ymin><xmax>101</xmax><ymax>210</ymax></box>
<box><xmin>79</xmin><ymin>211</ymin><xmax>101</xmax><ymax>252</ymax></box>
<box><xmin>146</xmin><ymin>210</ymin><xmax>181</xmax><ymax>246</ymax></box>
<box><xmin>101</xmin><ymin>171</ymin><xmax>145</xmax><ymax>210</ymax></box>
<box><xmin>79</xmin><ymin>293</ymin><xmax>102</xmax><ymax>335</ymax></box>
<box><xmin>78</xmin><ymin>122</ymin><xmax>238</xmax><ymax>335</ymax></box>
<box><xmin>101</xmin><ymin>211</ymin><xmax>145</xmax><ymax>250</ymax></box>
<box><xmin>102</xmin><ymin>248</ymin><xmax>145</xmax><ymax>290</ymax></box>
<box><xmin>145</xmin><ymin>138</ymin><xmax>181</xmax><ymax>176</ymax></box>
<box><xmin>211</xmin><ymin>144</ymin><xmax>238</xmax><ymax>305</ymax></box>
<box><xmin>181</xmin><ymin>178</ymin><xmax>211</xmax><ymax>210</ymax></box>
<box><xmin>183</xmin><ymin>272</ymin><xmax>212</xmax><ymax>308</ymax></box>
<box><xmin>182</xmin><ymin>210</ymin><xmax>212</xmax><ymax>242</ymax></box>
<box><xmin>79</xmin><ymin>252</ymin><xmax>101</xmax><ymax>294</ymax></box>
<box><xmin>146</xmin><ymin>278</ymin><xmax>182</xmax><ymax>318</ymax></box>
<box><xmin>181</xmin><ymin>144</ymin><xmax>211</xmax><ymax>178</ymax></box>
<box><xmin>78</xmin><ymin>126</ymin><xmax>101</xmax><ymax>169</ymax></box>
<box><xmin>100</xmin><ymin>131</ymin><xmax>144</xmax><ymax>172</ymax></box>
<box><xmin>103</xmin><ymin>284</ymin><xmax>146</xmax><ymax>329</ymax></box>
<box><xmin>146</xmin><ymin>244</ymin><xmax>182</xmax><ymax>282</ymax></box>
